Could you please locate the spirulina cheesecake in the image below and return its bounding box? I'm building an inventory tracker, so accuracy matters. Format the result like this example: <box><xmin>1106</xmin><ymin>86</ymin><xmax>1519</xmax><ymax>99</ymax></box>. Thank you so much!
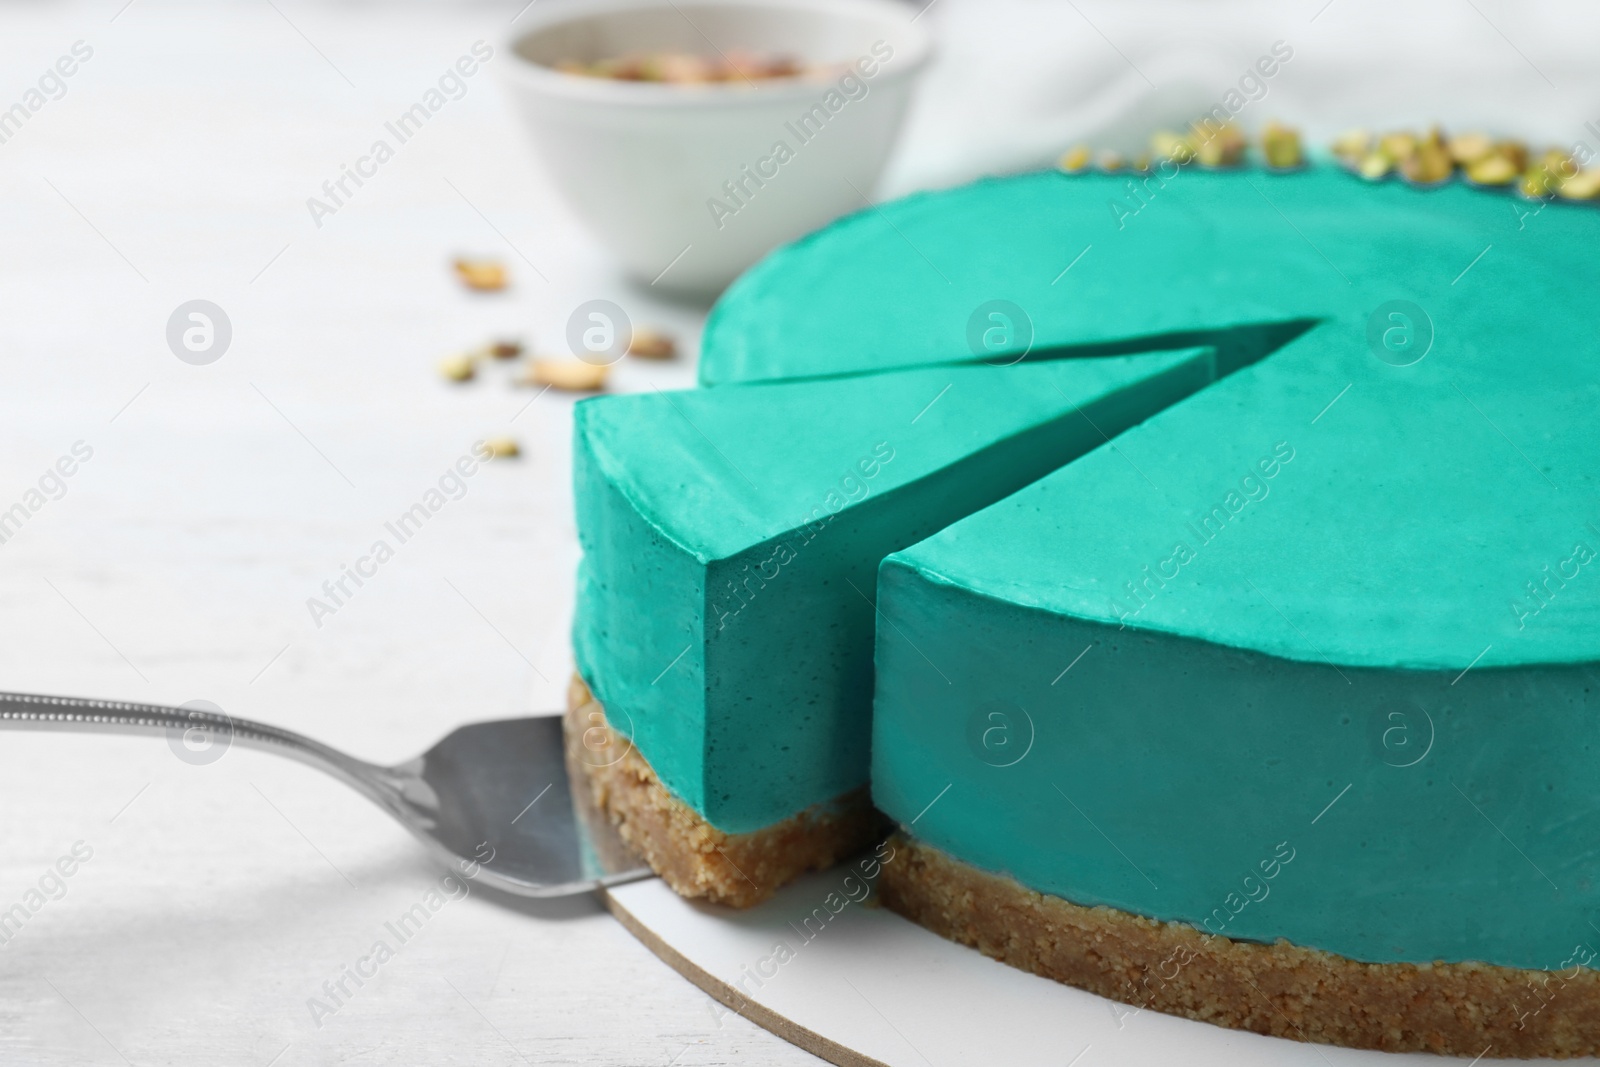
<box><xmin>570</xmin><ymin>348</ymin><xmax>1223</xmax><ymax>904</ymax></box>
<box><xmin>567</xmin><ymin>161</ymin><xmax>1600</xmax><ymax>1053</ymax></box>
<box><xmin>684</xmin><ymin>165</ymin><xmax>1600</xmax><ymax>1055</ymax></box>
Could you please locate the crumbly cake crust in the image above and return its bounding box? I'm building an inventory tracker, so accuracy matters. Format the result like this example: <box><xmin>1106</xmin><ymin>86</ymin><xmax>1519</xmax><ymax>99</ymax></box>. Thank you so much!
<box><xmin>880</xmin><ymin>833</ymin><xmax>1600</xmax><ymax>1058</ymax></box>
<box><xmin>565</xmin><ymin>675</ymin><xmax>882</xmax><ymax>908</ymax></box>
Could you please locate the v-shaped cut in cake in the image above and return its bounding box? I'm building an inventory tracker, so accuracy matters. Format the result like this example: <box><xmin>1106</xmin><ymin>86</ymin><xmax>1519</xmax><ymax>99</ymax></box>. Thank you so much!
<box><xmin>570</xmin><ymin>348</ymin><xmax>1220</xmax><ymax>902</ymax></box>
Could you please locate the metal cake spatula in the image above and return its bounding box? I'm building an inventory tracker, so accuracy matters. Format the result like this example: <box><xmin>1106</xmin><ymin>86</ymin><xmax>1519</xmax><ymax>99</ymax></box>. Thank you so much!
<box><xmin>0</xmin><ymin>691</ymin><xmax>652</xmax><ymax>897</ymax></box>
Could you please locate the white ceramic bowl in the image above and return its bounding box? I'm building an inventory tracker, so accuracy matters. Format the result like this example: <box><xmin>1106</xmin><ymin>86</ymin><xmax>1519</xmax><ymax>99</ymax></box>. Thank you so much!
<box><xmin>500</xmin><ymin>0</ymin><xmax>933</xmax><ymax>295</ymax></box>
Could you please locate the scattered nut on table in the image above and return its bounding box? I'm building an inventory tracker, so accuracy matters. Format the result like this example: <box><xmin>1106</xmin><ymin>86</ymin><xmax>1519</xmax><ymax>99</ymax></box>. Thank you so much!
<box><xmin>453</xmin><ymin>258</ymin><xmax>507</xmax><ymax>292</ymax></box>
<box><xmin>482</xmin><ymin>436</ymin><xmax>520</xmax><ymax>459</ymax></box>
<box><xmin>485</xmin><ymin>339</ymin><xmax>523</xmax><ymax>359</ymax></box>
<box><xmin>627</xmin><ymin>328</ymin><xmax>677</xmax><ymax>360</ymax></box>
<box><xmin>523</xmin><ymin>359</ymin><xmax>609</xmax><ymax>392</ymax></box>
<box><xmin>439</xmin><ymin>354</ymin><xmax>477</xmax><ymax>382</ymax></box>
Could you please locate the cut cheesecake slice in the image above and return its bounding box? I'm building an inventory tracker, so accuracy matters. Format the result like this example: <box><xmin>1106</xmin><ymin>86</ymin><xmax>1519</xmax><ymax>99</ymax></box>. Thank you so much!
<box><xmin>571</xmin><ymin>349</ymin><xmax>1223</xmax><ymax>903</ymax></box>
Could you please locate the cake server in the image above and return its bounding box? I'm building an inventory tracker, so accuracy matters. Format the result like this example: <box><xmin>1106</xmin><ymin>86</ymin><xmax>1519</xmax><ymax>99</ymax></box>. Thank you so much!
<box><xmin>0</xmin><ymin>691</ymin><xmax>652</xmax><ymax>897</ymax></box>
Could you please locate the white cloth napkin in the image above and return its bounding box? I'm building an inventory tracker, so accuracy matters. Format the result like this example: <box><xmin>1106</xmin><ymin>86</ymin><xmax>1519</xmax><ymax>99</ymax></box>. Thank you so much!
<box><xmin>886</xmin><ymin>0</ymin><xmax>1600</xmax><ymax>192</ymax></box>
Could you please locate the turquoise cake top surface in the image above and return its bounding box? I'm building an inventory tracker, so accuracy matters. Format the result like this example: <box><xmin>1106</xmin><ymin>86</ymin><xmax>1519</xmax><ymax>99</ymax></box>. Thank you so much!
<box><xmin>704</xmin><ymin>166</ymin><xmax>1600</xmax><ymax>670</ymax></box>
<box><xmin>573</xmin><ymin>348</ymin><xmax>1218</xmax><ymax>830</ymax></box>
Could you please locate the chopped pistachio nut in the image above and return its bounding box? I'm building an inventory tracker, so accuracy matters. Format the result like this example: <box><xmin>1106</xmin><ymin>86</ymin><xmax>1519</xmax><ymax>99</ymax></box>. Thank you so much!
<box><xmin>1150</xmin><ymin>130</ymin><xmax>1195</xmax><ymax>165</ymax></box>
<box><xmin>627</xmin><ymin>328</ymin><xmax>677</xmax><ymax>360</ymax></box>
<box><xmin>558</xmin><ymin>49</ymin><xmax>806</xmax><ymax>83</ymax></box>
<box><xmin>1496</xmin><ymin>141</ymin><xmax>1529</xmax><ymax>171</ymax></box>
<box><xmin>439</xmin><ymin>354</ymin><xmax>477</xmax><ymax>382</ymax></box>
<box><xmin>1465</xmin><ymin>154</ymin><xmax>1519</xmax><ymax>186</ymax></box>
<box><xmin>1519</xmin><ymin>150</ymin><xmax>1576</xmax><ymax>199</ymax></box>
<box><xmin>453</xmin><ymin>258</ymin><xmax>508</xmax><ymax>292</ymax></box>
<box><xmin>1378</xmin><ymin>131</ymin><xmax>1418</xmax><ymax>162</ymax></box>
<box><xmin>1358</xmin><ymin>150</ymin><xmax>1394</xmax><ymax>180</ymax></box>
<box><xmin>1447</xmin><ymin>132</ymin><xmax>1494</xmax><ymax>165</ymax></box>
<box><xmin>1192</xmin><ymin>122</ymin><xmax>1246</xmax><ymax>167</ymax></box>
<box><xmin>1521</xmin><ymin>165</ymin><xmax>1557</xmax><ymax>199</ymax></box>
<box><xmin>1558</xmin><ymin>168</ymin><xmax>1600</xmax><ymax>201</ymax></box>
<box><xmin>1058</xmin><ymin>144</ymin><xmax>1092</xmax><ymax>174</ymax></box>
<box><xmin>487</xmin><ymin>340</ymin><xmax>523</xmax><ymax>360</ymax></box>
<box><xmin>1044</xmin><ymin>122</ymin><xmax>1568</xmax><ymax>199</ymax></box>
<box><xmin>1260</xmin><ymin>122</ymin><xmax>1303</xmax><ymax>169</ymax></box>
<box><xmin>482</xmin><ymin>436</ymin><xmax>520</xmax><ymax>459</ymax></box>
<box><xmin>1331</xmin><ymin>128</ymin><xmax>1372</xmax><ymax>166</ymax></box>
<box><xmin>1401</xmin><ymin>142</ymin><xmax>1453</xmax><ymax>185</ymax></box>
<box><xmin>641</xmin><ymin>53</ymin><xmax>714</xmax><ymax>83</ymax></box>
<box><xmin>524</xmin><ymin>359</ymin><xmax>609</xmax><ymax>392</ymax></box>
<box><xmin>1541</xmin><ymin>149</ymin><xmax>1579</xmax><ymax>184</ymax></box>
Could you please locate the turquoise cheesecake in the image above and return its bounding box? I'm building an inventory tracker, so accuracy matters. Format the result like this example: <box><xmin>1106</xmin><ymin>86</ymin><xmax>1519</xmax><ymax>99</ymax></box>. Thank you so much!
<box><xmin>572</xmin><ymin>162</ymin><xmax>1600</xmax><ymax>1052</ymax></box>
<box><xmin>571</xmin><ymin>348</ymin><xmax>1222</xmax><ymax>902</ymax></box>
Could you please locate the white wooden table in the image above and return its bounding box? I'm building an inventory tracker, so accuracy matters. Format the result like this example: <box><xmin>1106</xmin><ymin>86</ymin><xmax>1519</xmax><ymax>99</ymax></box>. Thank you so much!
<box><xmin>0</xmin><ymin>2</ymin><xmax>1592</xmax><ymax>1063</ymax></box>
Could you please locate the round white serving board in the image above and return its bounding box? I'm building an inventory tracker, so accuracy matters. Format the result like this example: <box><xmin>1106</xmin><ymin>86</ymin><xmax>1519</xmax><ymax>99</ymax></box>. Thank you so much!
<box><xmin>606</xmin><ymin>872</ymin><xmax>1588</xmax><ymax>1067</ymax></box>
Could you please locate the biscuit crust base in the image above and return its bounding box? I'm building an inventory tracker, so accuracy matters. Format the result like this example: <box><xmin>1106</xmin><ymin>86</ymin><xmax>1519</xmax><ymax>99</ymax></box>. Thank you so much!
<box><xmin>565</xmin><ymin>676</ymin><xmax>883</xmax><ymax>909</ymax></box>
<box><xmin>880</xmin><ymin>833</ymin><xmax>1600</xmax><ymax>1058</ymax></box>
